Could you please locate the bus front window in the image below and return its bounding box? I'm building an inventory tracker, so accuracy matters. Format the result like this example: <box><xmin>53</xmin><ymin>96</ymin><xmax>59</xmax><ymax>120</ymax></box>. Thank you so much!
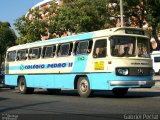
<box><xmin>110</xmin><ymin>36</ymin><xmax>136</xmax><ymax>57</ymax></box>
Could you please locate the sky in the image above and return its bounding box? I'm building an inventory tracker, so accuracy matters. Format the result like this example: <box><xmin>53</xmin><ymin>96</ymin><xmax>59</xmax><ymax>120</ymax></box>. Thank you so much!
<box><xmin>0</xmin><ymin>0</ymin><xmax>44</xmax><ymax>35</ymax></box>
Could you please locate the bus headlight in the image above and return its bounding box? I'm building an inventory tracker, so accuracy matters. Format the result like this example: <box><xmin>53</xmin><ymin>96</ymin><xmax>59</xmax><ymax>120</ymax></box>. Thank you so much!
<box><xmin>116</xmin><ymin>68</ymin><xmax>129</xmax><ymax>76</ymax></box>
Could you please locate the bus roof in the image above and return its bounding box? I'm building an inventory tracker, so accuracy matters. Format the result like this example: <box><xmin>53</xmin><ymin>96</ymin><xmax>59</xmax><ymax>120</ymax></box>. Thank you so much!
<box><xmin>7</xmin><ymin>27</ymin><xmax>147</xmax><ymax>51</ymax></box>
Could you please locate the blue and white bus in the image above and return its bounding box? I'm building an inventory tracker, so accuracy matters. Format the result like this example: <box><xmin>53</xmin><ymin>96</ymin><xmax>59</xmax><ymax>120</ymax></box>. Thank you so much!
<box><xmin>5</xmin><ymin>27</ymin><xmax>155</xmax><ymax>97</ymax></box>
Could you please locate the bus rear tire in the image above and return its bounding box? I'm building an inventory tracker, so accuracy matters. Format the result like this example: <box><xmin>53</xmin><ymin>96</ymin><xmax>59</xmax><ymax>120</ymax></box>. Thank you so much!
<box><xmin>112</xmin><ymin>88</ymin><xmax>128</xmax><ymax>97</ymax></box>
<box><xmin>77</xmin><ymin>77</ymin><xmax>93</xmax><ymax>98</ymax></box>
<box><xmin>18</xmin><ymin>77</ymin><xmax>34</xmax><ymax>94</ymax></box>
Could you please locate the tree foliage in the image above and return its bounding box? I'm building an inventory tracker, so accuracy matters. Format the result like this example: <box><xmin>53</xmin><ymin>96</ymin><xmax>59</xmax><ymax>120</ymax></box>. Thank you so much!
<box><xmin>0</xmin><ymin>21</ymin><xmax>17</xmax><ymax>64</ymax></box>
<box><xmin>14</xmin><ymin>15</ymin><xmax>42</xmax><ymax>44</ymax></box>
<box><xmin>123</xmin><ymin>0</ymin><xmax>160</xmax><ymax>49</ymax></box>
<box><xmin>14</xmin><ymin>0</ymin><xmax>160</xmax><ymax>46</ymax></box>
<box><xmin>54</xmin><ymin>0</ymin><xmax>110</xmax><ymax>33</ymax></box>
<box><xmin>14</xmin><ymin>0</ymin><xmax>110</xmax><ymax>44</ymax></box>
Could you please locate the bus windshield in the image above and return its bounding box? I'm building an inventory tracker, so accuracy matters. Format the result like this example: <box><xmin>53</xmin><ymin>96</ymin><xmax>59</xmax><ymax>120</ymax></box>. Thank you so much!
<box><xmin>110</xmin><ymin>36</ymin><xmax>150</xmax><ymax>58</ymax></box>
<box><xmin>110</xmin><ymin>36</ymin><xmax>136</xmax><ymax>57</ymax></box>
<box><xmin>137</xmin><ymin>37</ymin><xmax>150</xmax><ymax>58</ymax></box>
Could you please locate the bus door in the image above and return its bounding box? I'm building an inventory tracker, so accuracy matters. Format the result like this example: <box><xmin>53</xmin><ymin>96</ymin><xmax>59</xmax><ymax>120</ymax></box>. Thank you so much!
<box><xmin>92</xmin><ymin>39</ymin><xmax>107</xmax><ymax>72</ymax></box>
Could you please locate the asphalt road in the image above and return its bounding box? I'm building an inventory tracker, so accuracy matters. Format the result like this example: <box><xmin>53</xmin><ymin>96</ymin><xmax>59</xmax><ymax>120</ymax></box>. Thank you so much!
<box><xmin>0</xmin><ymin>87</ymin><xmax>160</xmax><ymax>120</ymax></box>
<box><xmin>0</xmin><ymin>76</ymin><xmax>160</xmax><ymax>120</ymax></box>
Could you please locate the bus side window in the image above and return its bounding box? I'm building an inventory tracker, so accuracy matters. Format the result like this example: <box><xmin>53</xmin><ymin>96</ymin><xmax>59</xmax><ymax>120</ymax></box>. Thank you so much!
<box><xmin>43</xmin><ymin>45</ymin><xmax>56</xmax><ymax>58</ymax></box>
<box><xmin>75</xmin><ymin>40</ymin><xmax>92</xmax><ymax>55</ymax></box>
<box><xmin>17</xmin><ymin>49</ymin><xmax>28</xmax><ymax>61</ymax></box>
<box><xmin>93</xmin><ymin>39</ymin><xmax>107</xmax><ymax>58</ymax></box>
<box><xmin>29</xmin><ymin>47</ymin><xmax>41</xmax><ymax>59</ymax></box>
<box><xmin>57</xmin><ymin>43</ymin><xmax>72</xmax><ymax>57</ymax></box>
<box><xmin>77</xmin><ymin>41</ymin><xmax>87</xmax><ymax>55</ymax></box>
<box><xmin>7</xmin><ymin>51</ymin><xmax>16</xmax><ymax>62</ymax></box>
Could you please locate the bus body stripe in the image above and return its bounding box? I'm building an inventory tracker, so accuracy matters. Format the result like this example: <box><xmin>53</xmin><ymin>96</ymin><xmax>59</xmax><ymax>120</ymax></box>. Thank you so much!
<box><xmin>5</xmin><ymin>73</ymin><xmax>152</xmax><ymax>90</ymax></box>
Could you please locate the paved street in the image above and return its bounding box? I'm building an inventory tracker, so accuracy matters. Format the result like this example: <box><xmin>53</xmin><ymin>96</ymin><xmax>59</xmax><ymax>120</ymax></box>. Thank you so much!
<box><xmin>0</xmin><ymin>76</ymin><xmax>160</xmax><ymax>120</ymax></box>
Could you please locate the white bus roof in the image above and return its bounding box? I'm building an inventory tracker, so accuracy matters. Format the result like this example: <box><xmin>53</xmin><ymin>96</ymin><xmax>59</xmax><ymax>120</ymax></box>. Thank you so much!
<box><xmin>7</xmin><ymin>27</ymin><xmax>148</xmax><ymax>52</ymax></box>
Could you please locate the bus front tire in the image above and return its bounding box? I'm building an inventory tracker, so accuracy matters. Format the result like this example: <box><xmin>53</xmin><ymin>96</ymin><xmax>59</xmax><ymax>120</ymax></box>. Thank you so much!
<box><xmin>18</xmin><ymin>77</ymin><xmax>34</xmax><ymax>94</ymax></box>
<box><xmin>77</xmin><ymin>77</ymin><xmax>93</xmax><ymax>98</ymax></box>
<box><xmin>112</xmin><ymin>88</ymin><xmax>128</xmax><ymax>97</ymax></box>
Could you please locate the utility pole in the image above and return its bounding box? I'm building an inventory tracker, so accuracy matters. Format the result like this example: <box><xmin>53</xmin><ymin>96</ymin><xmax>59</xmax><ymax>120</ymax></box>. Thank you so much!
<box><xmin>120</xmin><ymin>0</ymin><xmax>123</xmax><ymax>27</ymax></box>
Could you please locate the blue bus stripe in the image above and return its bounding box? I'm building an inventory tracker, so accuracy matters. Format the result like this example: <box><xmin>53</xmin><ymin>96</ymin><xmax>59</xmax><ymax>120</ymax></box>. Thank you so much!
<box><xmin>5</xmin><ymin>73</ymin><xmax>152</xmax><ymax>90</ymax></box>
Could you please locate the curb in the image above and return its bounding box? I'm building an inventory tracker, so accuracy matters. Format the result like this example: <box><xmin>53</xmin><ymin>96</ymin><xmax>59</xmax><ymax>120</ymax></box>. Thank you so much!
<box><xmin>153</xmin><ymin>80</ymin><xmax>160</xmax><ymax>88</ymax></box>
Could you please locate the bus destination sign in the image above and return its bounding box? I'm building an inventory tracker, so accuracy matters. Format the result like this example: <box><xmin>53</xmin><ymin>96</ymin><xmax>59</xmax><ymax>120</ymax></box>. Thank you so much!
<box><xmin>125</xmin><ymin>29</ymin><xmax>145</xmax><ymax>35</ymax></box>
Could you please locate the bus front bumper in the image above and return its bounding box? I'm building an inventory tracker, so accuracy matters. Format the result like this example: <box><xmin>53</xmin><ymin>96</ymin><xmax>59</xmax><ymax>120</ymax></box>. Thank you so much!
<box><xmin>109</xmin><ymin>80</ymin><xmax>155</xmax><ymax>87</ymax></box>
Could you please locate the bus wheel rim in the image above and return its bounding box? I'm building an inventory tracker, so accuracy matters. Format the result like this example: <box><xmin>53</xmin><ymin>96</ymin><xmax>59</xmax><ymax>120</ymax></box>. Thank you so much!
<box><xmin>20</xmin><ymin>81</ymin><xmax>25</xmax><ymax>91</ymax></box>
<box><xmin>80</xmin><ymin>80</ymin><xmax>88</xmax><ymax>93</ymax></box>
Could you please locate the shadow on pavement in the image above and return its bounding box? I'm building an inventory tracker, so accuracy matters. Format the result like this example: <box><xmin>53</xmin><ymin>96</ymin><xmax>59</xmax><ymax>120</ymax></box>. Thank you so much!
<box><xmin>32</xmin><ymin>89</ymin><xmax>160</xmax><ymax>99</ymax></box>
<box><xmin>0</xmin><ymin>88</ymin><xmax>15</xmax><ymax>92</ymax></box>
<box><xmin>0</xmin><ymin>97</ymin><xmax>9</xmax><ymax>101</ymax></box>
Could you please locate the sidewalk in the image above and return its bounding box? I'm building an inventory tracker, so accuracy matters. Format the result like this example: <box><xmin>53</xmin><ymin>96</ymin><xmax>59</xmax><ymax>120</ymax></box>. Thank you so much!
<box><xmin>153</xmin><ymin>80</ymin><xmax>160</xmax><ymax>89</ymax></box>
<box><xmin>153</xmin><ymin>75</ymin><xmax>160</xmax><ymax>88</ymax></box>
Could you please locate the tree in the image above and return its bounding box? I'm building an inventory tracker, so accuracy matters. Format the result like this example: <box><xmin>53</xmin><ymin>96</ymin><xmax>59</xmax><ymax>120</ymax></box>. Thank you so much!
<box><xmin>14</xmin><ymin>15</ymin><xmax>43</xmax><ymax>44</ymax></box>
<box><xmin>14</xmin><ymin>2</ymin><xmax>59</xmax><ymax>44</ymax></box>
<box><xmin>123</xmin><ymin>0</ymin><xmax>160</xmax><ymax>50</ymax></box>
<box><xmin>14</xmin><ymin>0</ymin><xmax>160</xmax><ymax>47</ymax></box>
<box><xmin>0</xmin><ymin>21</ymin><xmax>17</xmax><ymax>66</ymax></box>
<box><xmin>52</xmin><ymin>0</ymin><xmax>110</xmax><ymax>33</ymax></box>
<box><xmin>14</xmin><ymin>0</ymin><xmax>110</xmax><ymax>44</ymax></box>
<box><xmin>145</xmin><ymin>0</ymin><xmax>160</xmax><ymax>49</ymax></box>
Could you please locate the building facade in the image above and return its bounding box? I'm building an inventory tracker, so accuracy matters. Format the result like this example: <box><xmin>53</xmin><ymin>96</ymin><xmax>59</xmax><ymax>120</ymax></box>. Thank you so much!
<box><xmin>26</xmin><ymin>0</ymin><xmax>65</xmax><ymax>40</ymax></box>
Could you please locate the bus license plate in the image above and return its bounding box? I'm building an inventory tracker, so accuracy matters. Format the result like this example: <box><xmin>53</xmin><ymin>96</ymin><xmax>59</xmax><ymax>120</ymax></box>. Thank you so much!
<box><xmin>138</xmin><ymin>81</ymin><xmax>146</xmax><ymax>86</ymax></box>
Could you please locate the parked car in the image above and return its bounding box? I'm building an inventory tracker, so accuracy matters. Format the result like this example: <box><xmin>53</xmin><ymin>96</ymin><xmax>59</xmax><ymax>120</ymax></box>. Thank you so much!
<box><xmin>0</xmin><ymin>68</ymin><xmax>15</xmax><ymax>89</ymax></box>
